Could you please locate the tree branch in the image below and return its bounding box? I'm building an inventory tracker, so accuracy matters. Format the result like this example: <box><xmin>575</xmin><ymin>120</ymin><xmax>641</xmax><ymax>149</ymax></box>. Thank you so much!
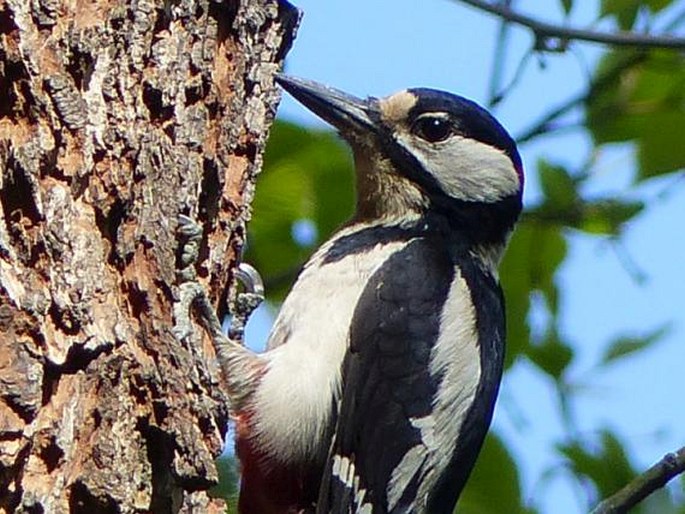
<box><xmin>590</xmin><ymin>446</ymin><xmax>685</xmax><ymax>514</ymax></box>
<box><xmin>455</xmin><ymin>0</ymin><xmax>685</xmax><ymax>49</ymax></box>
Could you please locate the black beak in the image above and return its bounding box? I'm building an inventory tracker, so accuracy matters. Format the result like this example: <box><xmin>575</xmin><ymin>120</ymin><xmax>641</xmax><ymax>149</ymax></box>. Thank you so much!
<box><xmin>275</xmin><ymin>74</ymin><xmax>378</xmax><ymax>135</ymax></box>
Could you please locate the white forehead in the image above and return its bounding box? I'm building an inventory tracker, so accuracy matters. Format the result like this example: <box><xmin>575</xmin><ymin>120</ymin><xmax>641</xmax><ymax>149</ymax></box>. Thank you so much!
<box><xmin>378</xmin><ymin>90</ymin><xmax>418</xmax><ymax>124</ymax></box>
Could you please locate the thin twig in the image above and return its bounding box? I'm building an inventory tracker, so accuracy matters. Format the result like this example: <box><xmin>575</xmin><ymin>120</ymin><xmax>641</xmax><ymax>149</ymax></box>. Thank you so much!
<box><xmin>608</xmin><ymin>238</ymin><xmax>648</xmax><ymax>286</ymax></box>
<box><xmin>590</xmin><ymin>446</ymin><xmax>685</xmax><ymax>514</ymax></box>
<box><xmin>491</xmin><ymin>46</ymin><xmax>534</xmax><ymax>107</ymax></box>
<box><xmin>487</xmin><ymin>0</ymin><xmax>514</xmax><ymax>107</ymax></box>
<box><xmin>455</xmin><ymin>0</ymin><xmax>685</xmax><ymax>49</ymax></box>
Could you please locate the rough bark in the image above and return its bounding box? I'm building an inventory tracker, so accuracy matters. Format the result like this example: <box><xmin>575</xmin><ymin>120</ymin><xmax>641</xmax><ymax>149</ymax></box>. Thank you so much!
<box><xmin>0</xmin><ymin>0</ymin><xmax>298</xmax><ymax>512</ymax></box>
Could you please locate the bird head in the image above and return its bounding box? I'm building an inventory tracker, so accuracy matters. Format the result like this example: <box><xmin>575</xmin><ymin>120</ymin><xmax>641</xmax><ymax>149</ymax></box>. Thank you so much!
<box><xmin>276</xmin><ymin>75</ymin><xmax>523</xmax><ymax>245</ymax></box>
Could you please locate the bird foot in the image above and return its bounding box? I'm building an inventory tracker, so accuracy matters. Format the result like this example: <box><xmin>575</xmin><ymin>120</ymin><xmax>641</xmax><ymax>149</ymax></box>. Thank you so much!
<box><xmin>174</xmin><ymin>215</ymin><xmax>264</xmax><ymax>344</ymax></box>
<box><xmin>227</xmin><ymin>262</ymin><xmax>265</xmax><ymax>345</ymax></box>
<box><xmin>174</xmin><ymin>215</ymin><xmax>264</xmax><ymax>408</ymax></box>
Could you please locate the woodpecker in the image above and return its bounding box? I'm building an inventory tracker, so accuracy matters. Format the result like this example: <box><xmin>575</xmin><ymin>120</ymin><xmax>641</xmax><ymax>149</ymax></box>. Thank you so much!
<box><xmin>212</xmin><ymin>75</ymin><xmax>523</xmax><ymax>514</ymax></box>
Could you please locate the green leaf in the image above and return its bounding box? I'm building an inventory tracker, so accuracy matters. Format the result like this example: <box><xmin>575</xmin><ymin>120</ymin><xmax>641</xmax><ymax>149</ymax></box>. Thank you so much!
<box><xmin>500</xmin><ymin>230</ymin><xmax>531</xmax><ymax>368</ymax></box>
<box><xmin>581</xmin><ymin>199</ymin><xmax>644</xmax><ymax>235</ymax></box>
<box><xmin>600</xmin><ymin>0</ymin><xmax>639</xmax><ymax>29</ymax></box>
<box><xmin>538</xmin><ymin>159</ymin><xmax>579</xmax><ymax>211</ymax></box>
<box><xmin>563</xmin><ymin>431</ymin><xmax>682</xmax><ymax>513</ymax></box>
<box><xmin>586</xmin><ymin>50</ymin><xmax>685</xmax><ymax>180</ymax></box>
<box><xmin>601</xmin><ymin>325</ymin><xmax>669</xmax><ymax>364</ymax></box>
<box><xmin>528</xmin><ymin>225</ymin><xmax>567</xmax><ymax>308</ymax></box>
<box><xmin>500</xmin><ymin>223</ymin><xmax>567</xmax><ymax>368</ymax></box>
<box><xmin>643</xmin><ymin>0</ymin><xmax>672</xmax><ymax>13</ymax></box>
<box><xmin>601</xmin><ymin>0</ymin><xmax>675</xmax><ymax>20</ymax></box>
<box><xmin>558</xmin><ymin>430</ymin><xmax>636</xmax><ymax>500</ymax></box>
<box><xmin>560</xmin><ymin>0</ymin><xmax>573</xmax><ymax>15</ymax></box>
<box><xmin>527</xmin><ymin>330</ymin><xmax>574</xmax><ymax>380</ymax></box>
<box><xmin>457</xmin><ymin>433</ymin><xmax>535</xmax><ymax>514</ymax></box>
<box><xmin>638</xmin><ymin>111</ymin><xmax>685</xmax><ymax>177</ymax></box>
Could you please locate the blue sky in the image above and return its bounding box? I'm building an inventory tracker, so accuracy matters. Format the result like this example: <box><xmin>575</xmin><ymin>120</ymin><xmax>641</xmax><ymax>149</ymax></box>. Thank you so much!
<box><xmin>246</xmin><ymin>1</ymin><xmax>685</xmax><ymax>512</ymax></box>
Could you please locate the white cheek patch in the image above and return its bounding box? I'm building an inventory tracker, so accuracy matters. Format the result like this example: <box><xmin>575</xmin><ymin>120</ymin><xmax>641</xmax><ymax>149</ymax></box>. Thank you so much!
<box><xmin>396</xmin><ymin>134</ymin><xmax>521</xmax><ymax>202</ymax></box>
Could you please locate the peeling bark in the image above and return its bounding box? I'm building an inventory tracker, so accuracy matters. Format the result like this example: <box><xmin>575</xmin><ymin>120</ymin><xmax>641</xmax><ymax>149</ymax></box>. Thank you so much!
<box><xmin>0</xmin><ymin>0</ymin><xmax>298</xmax><ymax>512</ymax></box>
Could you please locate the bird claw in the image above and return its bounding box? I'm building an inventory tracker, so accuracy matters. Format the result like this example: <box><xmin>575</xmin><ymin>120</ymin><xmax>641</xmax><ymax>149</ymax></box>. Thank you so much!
<box><xmin>174</xmin><ymin>214</ymin><xmax>264</xmax><ymax>346</ymax></box>
<box><xmin>176</xmin><ymin>214</ymin><xmax>203</xmax><ymax>282</ymax></box>
<box><xmin>174</xmin><ymin>215</ymin><xmax>265</xmax><ymax>408</ymax></box>
<box><xmin>235</xmin><ymin>263</ymin><xmax>265</xmax><ymax>298</ymax></box>
<box><xmin>228</xmin><ymin>263</ymin><xmax>265</xmax><ymax>343</ymax></box>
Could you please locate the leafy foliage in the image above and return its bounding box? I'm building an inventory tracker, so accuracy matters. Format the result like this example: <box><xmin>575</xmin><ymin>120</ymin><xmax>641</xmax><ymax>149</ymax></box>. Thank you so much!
<box><xmin>560</xmin><ymin>431</ymin><xmax>637</xmax><ymax>501</ymax></box>
<box><xmin>600</xmin><ymin>325</ymin><xmax>670</xmax><ymax>365</ymax></box>
<box><xmin>586</xmin><ymin>50</ymin><xmax>685</xmax><ymax>179</ymax></box>
<box><xmin>499</xmin><ymin>221</ymin><xmax>568</xmax><ymax>369</ymax></box>
<box><xmin>458</xmin><ymin>434</ymin><xmax>536</xmax><ymax>514</ymax></box>
<box><xmin>559</xmin><ymin>432</ymin><xmax>683</xmax><ymax>513</ymax></box>
<box><xmin>245</xmin><ymin>121</ymin><xmax>354</xmax><ymax>301</ymax></box>
<box><xmin>600</xmin><ymin>0</ymin><xmax>671</xmax><ymax>29</ymax></box>
<box><xmin>210</xmin><ymin>454</ymin><xmax>239</xmax><ymax>513</ymax></box>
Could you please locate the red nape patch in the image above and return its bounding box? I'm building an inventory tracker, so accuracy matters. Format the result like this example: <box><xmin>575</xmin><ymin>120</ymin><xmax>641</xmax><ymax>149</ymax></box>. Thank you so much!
<box><xmin>234</xmin><ymin>415</ymin><xmax>320</xmax><ymax>514</ymax></box>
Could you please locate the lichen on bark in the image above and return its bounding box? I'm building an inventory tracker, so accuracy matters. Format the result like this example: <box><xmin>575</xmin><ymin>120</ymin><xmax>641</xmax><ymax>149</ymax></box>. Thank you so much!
<box><xmin>0</xmin><ymin>0</ymin><xmax>298</xmax><ymax>512</ymax></box>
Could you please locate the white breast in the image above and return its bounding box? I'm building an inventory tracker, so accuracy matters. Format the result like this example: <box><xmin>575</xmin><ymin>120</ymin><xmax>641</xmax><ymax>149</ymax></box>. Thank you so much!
<box><xmin>252</xmin><ymin>230</ymin><xmax>408</xmax><ymax>465</ymax></box>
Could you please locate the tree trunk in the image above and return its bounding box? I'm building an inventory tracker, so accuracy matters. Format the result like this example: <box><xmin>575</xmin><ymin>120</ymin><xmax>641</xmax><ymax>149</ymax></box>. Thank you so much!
<box><xmin>0</xmin><ymin>0</ymin><xmax>298</xmax><ymax>512</ymax></box>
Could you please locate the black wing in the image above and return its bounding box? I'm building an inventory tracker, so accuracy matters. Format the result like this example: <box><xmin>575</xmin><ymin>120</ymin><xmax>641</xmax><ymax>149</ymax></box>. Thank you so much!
<box><xmin>316</xmin><ymin>237</ymin><xmax>454</xmax><ymax>514</ymax></box>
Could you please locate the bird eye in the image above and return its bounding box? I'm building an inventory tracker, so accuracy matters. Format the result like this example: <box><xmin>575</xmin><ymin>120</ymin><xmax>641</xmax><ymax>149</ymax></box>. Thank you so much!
<box><xmin>411</xmin><ymin>115</ymin><xmax>453</xmax><ymax>143</ymax></box>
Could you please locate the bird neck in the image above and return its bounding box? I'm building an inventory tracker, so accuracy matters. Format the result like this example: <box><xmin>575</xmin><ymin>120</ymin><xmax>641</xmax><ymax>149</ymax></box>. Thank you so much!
<box><xmin>340</xmin><ymin>208</ymin><xmax>512</xmax><ymax>279</ymax></box>
<box><xmin>439</xmin><ymin>195</ymin><xmax>521</xmax><ymax>245</ymax></box>
<box><xmin>419</xmin><ymin>209</ymin><xmax>514</xmax><ymax>276</ymax></box>
<box><xmin>435</xmin><ymin>197</ymin><xmax>520</xmax><ymax>276</ymax></box>
<box><xmin>352</xmin><ymin>148</ymin><xmax>429</xmax><ymax>223</ymax></box>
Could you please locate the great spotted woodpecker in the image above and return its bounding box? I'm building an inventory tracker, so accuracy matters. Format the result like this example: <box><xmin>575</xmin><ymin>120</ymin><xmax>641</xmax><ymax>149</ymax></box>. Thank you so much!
<box><xmin>193</xmin><ymin>75</ymin><xmax>523</xmax><ymax>513</ymax></box>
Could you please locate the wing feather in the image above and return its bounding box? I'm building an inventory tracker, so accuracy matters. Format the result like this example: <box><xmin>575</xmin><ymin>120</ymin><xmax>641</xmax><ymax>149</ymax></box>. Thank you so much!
<box><xmin>317</xmin><ymin>237</ymin><xmax>454</xmax><ymax>513</ymax></box>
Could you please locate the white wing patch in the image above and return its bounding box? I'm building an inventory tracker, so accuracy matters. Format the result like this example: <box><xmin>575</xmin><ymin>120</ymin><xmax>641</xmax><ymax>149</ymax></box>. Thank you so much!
<box><xmin>387</xmin><ymin>442</ymin><xmax>428</xmax><ymax>510</ymax></box>
<box><xmin>332</xmin><ymin>455</ymin><xmax>373</xmax><ymax>514</ymax></box>
<box><xmin>386</xmin><ymin>268</ymin><xmax>481</xmax><ymax>510</ymax></box>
